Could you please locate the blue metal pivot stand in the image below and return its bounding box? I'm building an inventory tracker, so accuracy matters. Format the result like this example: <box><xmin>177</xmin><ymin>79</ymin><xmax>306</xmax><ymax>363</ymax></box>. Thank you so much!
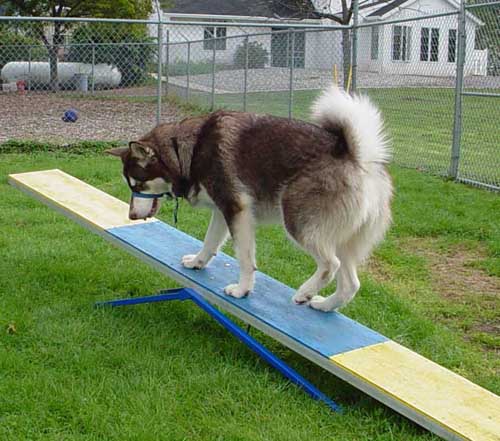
<box><xmin>96</xmin><ymin>287</ymin><xmax>341</xmax><ymax>413</ymax></box>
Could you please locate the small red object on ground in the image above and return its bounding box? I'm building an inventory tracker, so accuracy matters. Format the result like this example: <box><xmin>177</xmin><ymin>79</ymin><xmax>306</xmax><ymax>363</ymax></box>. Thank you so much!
<box><xmin>16</xmin><ymin>80</ymin><xmax>26</xmax><ymax>95</ymax></box>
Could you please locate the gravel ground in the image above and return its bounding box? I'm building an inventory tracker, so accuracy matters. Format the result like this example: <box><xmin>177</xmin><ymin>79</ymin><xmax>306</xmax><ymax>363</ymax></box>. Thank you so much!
<box><xmin>0</xmin><ymin>92</ymin><xmax>179</xmax><ymax>143</ymax></box>
<box><xmin>170</xmin><ymin>68</ymin><xmax>500</xmax><ymax>93</ymax></box>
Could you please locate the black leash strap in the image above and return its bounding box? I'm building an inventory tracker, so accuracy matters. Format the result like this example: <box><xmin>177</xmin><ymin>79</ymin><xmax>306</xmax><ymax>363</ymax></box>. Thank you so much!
<box><xmin>173</xmin><ymin>197</ymin><xmax>179</xmax><ymax>227</ymax></box>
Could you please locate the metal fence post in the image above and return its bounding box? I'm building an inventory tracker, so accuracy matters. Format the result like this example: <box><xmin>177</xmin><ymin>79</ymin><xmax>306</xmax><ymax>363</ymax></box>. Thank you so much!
<box><xmin>186</xmin><ymin>41</ymin><xmax>191</xmax><ymax>102</ymax></box>
<box><xmin>28</xmin><ymin>46</ymin><xmax>32</xmax><ymax>91</ymax></box>
<box><xmin>155</xmin><ymin>0</ymin><xmax>163</xmax><ymax>125</ymax></box>
<box><xmin>351</xmin><ymin>0</ymin><xmax>359</xmax><ymax>94</ymax></box>
<box><xmin>288</xmin><ymin>29</ymin><xmax>295</xmax><ymax>119</ymax></box>
<box><xmin>211</xmin><ymin>37</ymin><xmax>216</xmax><ymax>110</ymax></box>
<box><xmin>449</xmin><ymin>0</ymin><xmax>466</xmax><ymax>179</ymax></box>
<box><xmin>91</xmin><ymin>43</ymin><xmax>95</xmax><ymax>94</ymax></box>
<box><xmin>156</xmin><ymin>22</ymin><xmax>163</xmax><ymax>125</ymax></box>
<box><xmin>165</xmin><ymin>29</ymin><xmax>170</xmax><ymax>96</ymax></box>
<box><xmin>243</xmin><ymin>35</ymin><xmax>249</xmax><ymax>112</ymax></box>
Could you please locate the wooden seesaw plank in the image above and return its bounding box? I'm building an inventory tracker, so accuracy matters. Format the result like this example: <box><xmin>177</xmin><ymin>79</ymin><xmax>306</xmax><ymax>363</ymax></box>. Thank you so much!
<box><xmin>8</xmin><ymin>169</ymin><xmax>500</xmax><ymax>441</ymax></box>
<box><xmin>8</xmin><ymin>169</ymin><xmax>155</xmax><ymax>230</ymax></box>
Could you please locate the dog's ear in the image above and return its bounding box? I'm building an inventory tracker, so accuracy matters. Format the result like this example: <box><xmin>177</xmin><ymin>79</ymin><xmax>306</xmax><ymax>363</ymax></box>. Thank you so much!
<box><xmin>129</xmin><ymin>141</ymin><xmax>155</xmax><ymax>160</ymax></box>
<box><xmin>169</xmin><ymin>117</ymin><xmax>205</xmax><ymax>177</ymax></box>
<box><xmin>104</xmin><ymin>147</ymin><xmax>128</xmax><ymax>158</ymax></box>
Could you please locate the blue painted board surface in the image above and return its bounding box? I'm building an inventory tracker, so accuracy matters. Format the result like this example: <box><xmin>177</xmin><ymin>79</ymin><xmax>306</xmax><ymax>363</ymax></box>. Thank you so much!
<box><xmin>108</xmin><ymin>221</ymin><xmax>387</xmax><ymax>358</ymax></box>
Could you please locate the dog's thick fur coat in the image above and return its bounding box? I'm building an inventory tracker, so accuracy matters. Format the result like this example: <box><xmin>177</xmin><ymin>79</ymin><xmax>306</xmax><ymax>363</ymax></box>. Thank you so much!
<box><xmin>107</xmin><ymin>87</ymin><xmax>393</xmax><ymax>311</ymax></box>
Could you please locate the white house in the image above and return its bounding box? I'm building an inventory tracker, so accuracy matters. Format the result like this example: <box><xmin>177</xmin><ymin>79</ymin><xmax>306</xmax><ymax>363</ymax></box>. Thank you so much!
<box><xmin>351</xmin><ymin>0</ymin><xmax>486</xmax><ymax>76</ymax></box>
<box><xmin>153</xmin><ymin>0</ymin><xmax>486</xmax><ymax>77</ymax></box>
<box><xmin>153</xmin><ymin>0</ymin><xmax>325</xmax><ymax>69</ymax></box>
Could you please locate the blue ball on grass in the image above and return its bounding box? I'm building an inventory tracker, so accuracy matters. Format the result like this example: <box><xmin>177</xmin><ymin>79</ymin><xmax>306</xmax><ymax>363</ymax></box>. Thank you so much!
<box><xmin>62</xmin><ymin>109</ymin><xmax>78</xmax><ymax>123</ymax></box>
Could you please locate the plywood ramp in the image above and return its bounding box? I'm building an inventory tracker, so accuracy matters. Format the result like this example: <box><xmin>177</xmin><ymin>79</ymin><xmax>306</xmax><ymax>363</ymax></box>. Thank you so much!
<box><xmin>9</xmin><ymin>169</ymin><xmax>500</xmax><ymax>441</ymax></box>
<box><xmin>331</xmin><ymin>341</ymin><xmax>500</xmax><ymax>441</ymax></box>
<box><xmin>9</xmin><ymin>169</ymin><xmax>154</xmax><ymax>230</ymax></box>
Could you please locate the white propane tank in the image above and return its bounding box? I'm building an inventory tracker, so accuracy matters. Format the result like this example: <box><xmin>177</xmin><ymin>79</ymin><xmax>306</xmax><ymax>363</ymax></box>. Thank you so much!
<box><xmin>1</xmin><ymin>62</ymin><xmax>122</xmax><ymax>88</ymax></box>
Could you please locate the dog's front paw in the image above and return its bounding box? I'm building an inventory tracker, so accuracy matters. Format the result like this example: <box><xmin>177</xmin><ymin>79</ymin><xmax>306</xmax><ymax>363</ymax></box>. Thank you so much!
<box><xmin>181</xmin><ymin>254</ymin><xmax>207</xmax><ymax>270</ymax></box>
<box><xmin>292</xmin><ymin>290</ymin><xmax>314</xmax><ymax>305</ymax></box>
<box><xmin>224</xmin><ymin>284</ymin><xmax>249</xmax><ymax>298</ymax></box>
<box><xmin>309</xmin><ymin>295</ymin><xmax>336</xmax><ymax>312</ymax></box>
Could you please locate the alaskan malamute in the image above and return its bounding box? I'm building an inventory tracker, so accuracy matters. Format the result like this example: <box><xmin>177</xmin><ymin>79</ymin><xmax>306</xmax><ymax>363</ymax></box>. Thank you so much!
<box><xmin>106</xmin><ymin>87</ymin><xmax>393</xmax><ymax>312</ymax></box>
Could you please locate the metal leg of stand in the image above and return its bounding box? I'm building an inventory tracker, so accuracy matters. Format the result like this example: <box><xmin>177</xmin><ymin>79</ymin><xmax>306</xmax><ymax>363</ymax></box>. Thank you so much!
<box><xmin>96</xmin><ymin>287</ymin><xmax>342</xmax><ymax>413</ymax></box>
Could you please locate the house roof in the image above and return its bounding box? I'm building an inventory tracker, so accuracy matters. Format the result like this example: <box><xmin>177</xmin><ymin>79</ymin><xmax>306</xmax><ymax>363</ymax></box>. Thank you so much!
<box><xmin>366</xmin><ymin>0</ymin><xmax>409</xmax><ymax>17</ymax></box>
<box><xmin>164</xmin><ymin>0</ymin><xmax>318</xmax><ymax>19</ymax></box>
<box><xmin>362</xmin><ymin>0</ymin><xmax>483</xmax><ymax>25</ymax></box>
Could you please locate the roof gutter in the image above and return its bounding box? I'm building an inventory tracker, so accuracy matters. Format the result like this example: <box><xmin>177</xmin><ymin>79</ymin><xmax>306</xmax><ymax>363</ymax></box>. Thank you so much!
<box><xmin>163</xmin><ymin>12</ymin><xmax>321</xmax><ymax>24</ymax></box>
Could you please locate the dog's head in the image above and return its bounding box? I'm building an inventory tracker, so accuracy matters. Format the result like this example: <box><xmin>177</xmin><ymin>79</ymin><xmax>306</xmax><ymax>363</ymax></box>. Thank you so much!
<box><xmin>106</xmin><ymin>117</ymin><xmax>205</xmax><ymax>220</ymax></box>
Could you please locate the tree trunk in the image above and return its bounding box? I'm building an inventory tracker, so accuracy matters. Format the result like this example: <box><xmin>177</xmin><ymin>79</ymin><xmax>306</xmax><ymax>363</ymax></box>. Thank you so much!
<box><xmin>48</xmin><ymin>44</ymin><xmax>59</xmax><ymax>92</ymax></box>
<box><xmin>341</xmin><ymin>28</ymin><xmax>351</xmax><ymax>90</ymax></box>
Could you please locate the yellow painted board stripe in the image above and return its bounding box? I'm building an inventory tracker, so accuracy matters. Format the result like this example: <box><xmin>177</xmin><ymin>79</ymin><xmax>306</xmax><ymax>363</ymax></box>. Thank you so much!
<box><xmin>8</xmin><ymin>169</ymin><xmax>155</xmax><ymax>230</ymax></box>
<box><xmin>331</xmin><ymin>341</ymin><xmax>500</xmax><ymax>441</ymax></box>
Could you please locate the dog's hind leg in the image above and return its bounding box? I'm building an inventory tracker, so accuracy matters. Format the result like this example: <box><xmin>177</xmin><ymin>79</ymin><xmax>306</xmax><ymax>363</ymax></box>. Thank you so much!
<box><xmin>309</xmin><ymin>254</ymin><xmax>360</xmax><ymax>312</ymax></box>
<box><xmin>182</xmin><ymin>209</ymin><xmax>229</xmax><ymax>269</ymax></box>
<box><xmin>308</xmin><ymin>214</ymin><xmax>388</xmax><ymax>311</ymax></box>
<box><xmin>292</xmin><ymin>251</ymin><xmax>340</xmax><ymax>305</ymax></box>
<box><xmin>281</xmin><ymin>187</ymin><xmax>340</xmax><ymax>305</ymax></box>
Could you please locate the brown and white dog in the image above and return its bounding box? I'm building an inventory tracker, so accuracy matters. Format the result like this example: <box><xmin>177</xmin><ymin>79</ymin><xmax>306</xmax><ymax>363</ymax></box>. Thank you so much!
<box><xmin>106</xmin><ymin>87</ymin><xmax>393</xmax><ymax>312</ymax></box>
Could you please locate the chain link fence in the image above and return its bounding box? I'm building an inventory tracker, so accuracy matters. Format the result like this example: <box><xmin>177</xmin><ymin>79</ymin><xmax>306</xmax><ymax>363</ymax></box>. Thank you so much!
<box><xmin>0</xmin><ymin>2</ymin><xmax>498</xmax><ymax>190</ymax></box>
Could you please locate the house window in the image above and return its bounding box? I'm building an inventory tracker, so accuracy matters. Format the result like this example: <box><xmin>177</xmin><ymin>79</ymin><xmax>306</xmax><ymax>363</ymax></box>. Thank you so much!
<box><xmin>448</xmin><ymin>29</ymin><xmax>456</xmax><ymax>62</ymax></box>
<box><xmin>430</xmin><ymin>28</ymin><xmax>439</xmax><ymax>61</ymax></box>
<box><xmin>420</xmin><ymin>27</ymin><xmax>439</xmax><ymax>61</ymax></box>
<box><xmin>420</xmin><ymin>28</ymin><xmax>429</xmax><ymax>61</ymax></box>
<box><xmin>371</xmin><ymin>26</ymin><xmax>379</xmax><ymax>60</ymax></box>
<box><xmin>392</xmin><ymin>25</ymin><xmax>411</xmax><ymax>61</ymax></box>
<box><xmin>203</xmin><ymin>26</ymin><xmax>227</xmax><ymax>51</ymax></box>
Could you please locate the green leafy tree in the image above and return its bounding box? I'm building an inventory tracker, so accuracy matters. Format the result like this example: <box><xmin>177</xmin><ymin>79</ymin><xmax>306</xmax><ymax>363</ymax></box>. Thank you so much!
<box><xmin>0</xmin><ymin>26</ymin><xmax>45</xmax><ymax>71</ymax></box>
<box><xmin>3</xmin><ymin>1</ymin><xmax>153</xmax><ymax>90</ymax></box>
<box><xmin>67</xmin><ymin>23</ymin><xmax>154</xmax><ymax>86</ymax></box>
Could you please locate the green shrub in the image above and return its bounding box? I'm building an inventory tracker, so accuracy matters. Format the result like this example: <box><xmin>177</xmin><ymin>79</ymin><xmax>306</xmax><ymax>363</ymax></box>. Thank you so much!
<box><xmin>67</xmin><ymin>23</ymin><xmax>154</xmax><ymax>87</ymax></box>
<box><xmin>0</xmin><ymin>139</ymin><xmax>121</xmax><ymax>155</ymax></box>
<box><xmin>0</xmin><ymin>25</ymin><xmax>45</xmax><ymax>72</ymax></box>
<box><xmin>168</xmin><ymin>59</ymin><xmax>234</xmax><ymax>77</ymax></box>
<box><xmin>233</xmin><ymin>41</ymin><xmax>269</xmax><ymax>69</ymax></box>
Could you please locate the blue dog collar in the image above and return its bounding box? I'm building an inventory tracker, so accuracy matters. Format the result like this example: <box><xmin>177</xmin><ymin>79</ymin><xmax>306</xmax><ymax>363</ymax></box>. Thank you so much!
<box><xmin>132</xmin><ymin>191</ymin><xmax>173</xmax><ymax>199</ymax></box>
<box><xmin>131</xmin><ymin>191</ymin><xmax>179</xmax><ymax>226</ymax></box>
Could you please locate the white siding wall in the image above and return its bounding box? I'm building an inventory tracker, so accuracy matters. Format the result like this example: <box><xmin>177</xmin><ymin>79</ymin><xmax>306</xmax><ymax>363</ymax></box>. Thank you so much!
<box><xmin>357</xmin><ymin>0</ymin><xmax>480</xmax><ymax>77</ymax></box>
<box><xmin>304</xmin><ymin>29</ymin><xmax>343</xmax><ymax>69</ymax></box>
<box><xmin>156</xmin><ymin>21</ymin><xmax>273</xmax><ymax>66</ymax></box>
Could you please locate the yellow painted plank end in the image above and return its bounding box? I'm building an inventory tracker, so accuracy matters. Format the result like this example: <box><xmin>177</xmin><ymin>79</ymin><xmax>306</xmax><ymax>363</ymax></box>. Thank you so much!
<box><xmin>9</xmin><ymin>169</ymin><xmax>154</xmax><ymax>230</ymax></box>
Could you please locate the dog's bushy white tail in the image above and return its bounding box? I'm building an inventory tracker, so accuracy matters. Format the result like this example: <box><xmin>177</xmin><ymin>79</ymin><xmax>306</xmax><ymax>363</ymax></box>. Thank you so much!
<box><xmin>311</xmin><ymin>86</ymin><xmax>391</xmax><ymax>164</ymax></box>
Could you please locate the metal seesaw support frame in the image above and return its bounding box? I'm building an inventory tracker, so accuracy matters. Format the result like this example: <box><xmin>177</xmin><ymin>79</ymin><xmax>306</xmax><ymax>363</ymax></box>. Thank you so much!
<box><xmin>95</xmin><ymin>287</ymin><xmax>342</xmax><ymax>413</ymax></box>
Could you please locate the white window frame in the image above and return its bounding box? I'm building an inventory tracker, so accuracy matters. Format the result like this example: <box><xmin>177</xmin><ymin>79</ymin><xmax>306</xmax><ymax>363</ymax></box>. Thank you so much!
<box><xmin>203</xmin><ymin>26</ymin><xmax>227</xmax><ymax>51</ymax></box>
<box><xmin>392</xmin><ymin>25</ymin><xmax>411</xmax><ymax>62</ymax></box>
<box><xmin>371</xmin><ymin>26</ymin><xmax>379</xmax><ymax>60</ymax></box>
<box><xmin>420</xmin><ymin>27</ymin><xmax>440</xmax><ymax>62</ymax></box>
<box><xmin>448</xmin><ymin>28</ymin><xmax>457</xmax><ymax>63</ymax></box>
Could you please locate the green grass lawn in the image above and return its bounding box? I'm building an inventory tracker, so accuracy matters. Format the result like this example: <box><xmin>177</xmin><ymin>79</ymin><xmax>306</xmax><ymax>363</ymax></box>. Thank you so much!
<box><xmin>1</xmin><ymin>147</ymin><xmax>498</xmax><ymax>440</ymax></box>
<box><xmin>208</xmin><ymin>88</ymin><xmax>499</xmax><ymax>188</ymax></box>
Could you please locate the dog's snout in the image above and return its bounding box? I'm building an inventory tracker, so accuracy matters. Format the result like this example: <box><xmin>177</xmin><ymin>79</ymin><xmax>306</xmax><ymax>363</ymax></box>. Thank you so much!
<box><xmin>129</xmin><ymin>211</ymin><xmax>140</xmax><ymax>220</ymax></box>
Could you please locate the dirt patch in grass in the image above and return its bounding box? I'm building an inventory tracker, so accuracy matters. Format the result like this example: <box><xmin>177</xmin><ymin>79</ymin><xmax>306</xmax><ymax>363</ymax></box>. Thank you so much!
<box><xmin>404</xmin><ymin>238</ymin><xmax>499</xmax><ymax>300</ymax></box>
<box><xmin>0</xmin><ymin>91</ymin><xmax>179</xmax><ymax>143</ymax></box>
<box><xmin>367</xmin><ymin>238</ymin><xmax>499</xmax><ymax>352</ymax></box>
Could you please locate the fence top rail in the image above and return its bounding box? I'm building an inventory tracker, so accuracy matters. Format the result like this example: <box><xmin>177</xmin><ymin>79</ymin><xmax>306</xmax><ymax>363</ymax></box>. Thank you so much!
<box><xmin>164</xmin><ymin>26</ymin><xmax>345</xmax><ymax>47</ymax></box>
<box><xmin>0</xmin><ymin>14</ymin><xmax>348</xmax><ymax>30</ymax></box>
<box><xmin>2</xmin><ymin>5</ymin><xmax>493</xmax><ymax>31</ymax></box>
<box><xmin>0</xmin><ymin>15</ymin><xmax>159</xmax><ymax>25</ymax></box>
<box><xmin>163</xmin><ymin>19</ymin><xmax>348</xmax><ymax>30</ymax></box>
